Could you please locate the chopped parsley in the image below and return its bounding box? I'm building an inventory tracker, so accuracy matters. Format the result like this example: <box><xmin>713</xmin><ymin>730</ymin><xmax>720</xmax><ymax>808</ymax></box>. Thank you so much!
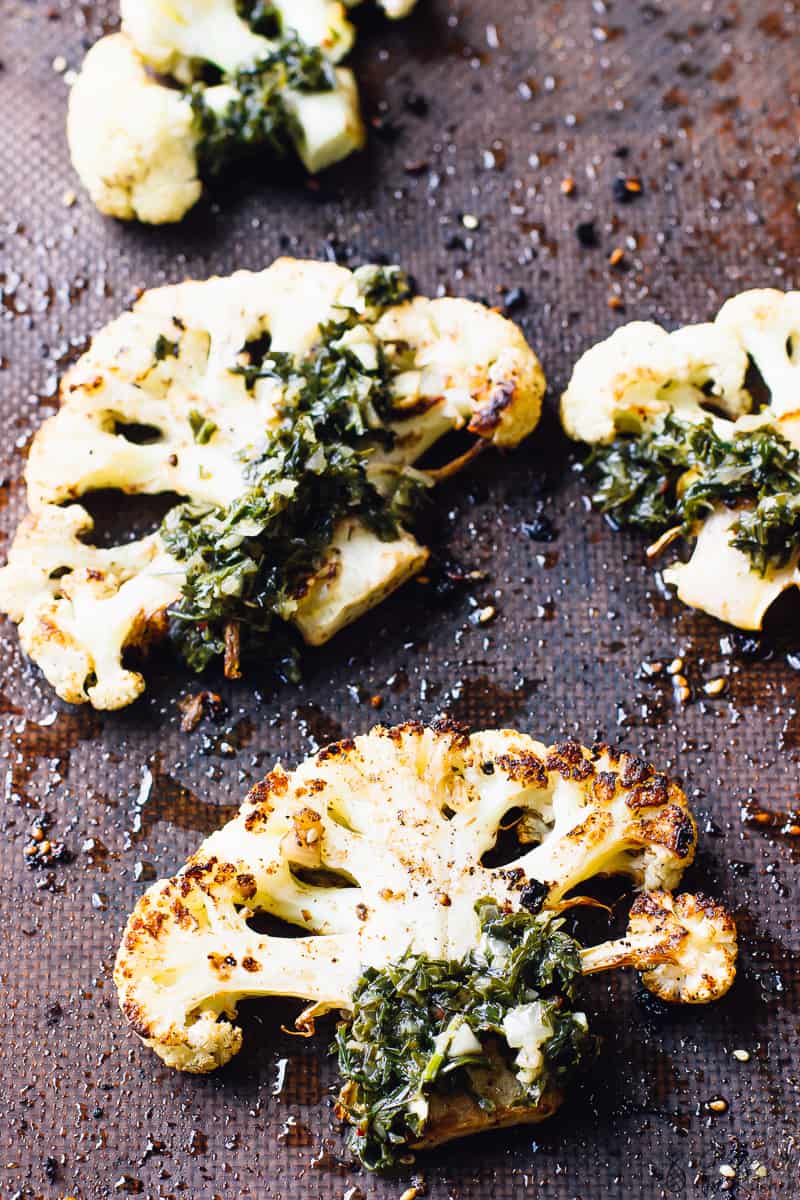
<box><xmin>190</xmin><ymin>33</ymin><xmax>336</xmax><ymax>176</ymax></box>
<box><xmin>162</xmin><ymin>267</ymin><xmax>425</xmax><ymax>676</ymax></box>
<box><xmin>335</xmin><ymin>900</ymin><xmax>593</xmax><ymax>1170</ymax></box>
<box><xmin>586</xmin><ymin>411</ymin><xmax>800</xmax><ymax>575</ymax></box>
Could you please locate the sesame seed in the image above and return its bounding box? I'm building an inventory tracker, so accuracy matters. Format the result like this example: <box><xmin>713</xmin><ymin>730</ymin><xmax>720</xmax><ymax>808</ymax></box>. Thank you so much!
<box><xmin>719</xmin><ymin>1165</ymin><xmax>736</xmax><ymax>1179</ymax></box>
<box><xmin>400</xmin><ymin>1189</ymin><xmax>420</xmax><ymax>1200</ymax></box>
<box><xmin>608</xmin><ymin>247</ymin><xmax>624</xmax><ymax>266</ymax></box>
<box><xmin>677</xmin><ymin>685</ymin><xmax>691</xmax><ymax>704</ymax></box>
<box><xmin>733</xmin><ymin>1048</ymin><xmax>750</xmax><ymax>1062</ymax></box>
<box><xmin>642</xmin><ymin>661</ymin><xmax>664</xmax><ymax>676</ymax></box>
<box><xmin>672</xmin><ymin>673</ymin><xmax>688</xmax><ymax>688</ymax></box>
<box><xmin>477</xmin><ymin>605</ymin><xmax>496</xmax><ymax>625</ymax></box>
<box><xmin>52</xmin><ymin>55</ymin><xmax>67</xmax><ymax>73</ymax></box>
<box><xmin>305</xmin><ymin>828</ymin><xmax>319</xmax><ymax>845</ymax></box>
<box><xmin>461</xmin><ymin>213</ymin><xmax>480</xmax><ymax>230</ymax></box>
<box><xmin>560</xmin><ymin>176</ymin><xmax>576</xmax><ymax>196</ymax></box>
<box><xmin>707</xmin><ymin>1098</ymin><xmax>728</xmax><ymax>1113</ymax></box>
<box><xmin>667</xmin><ymin>657</ymin><xmax>684</xmax><ymax>675</ymax></box>
<box><xmin>704</xmin><ymin>677</ymin><xmax>727</xmax><ymax>697</ymax></box>
<box><xmin>62</xmin><ymin>189</ymin><xmax>77</xmax><ymax>208</ymax></box>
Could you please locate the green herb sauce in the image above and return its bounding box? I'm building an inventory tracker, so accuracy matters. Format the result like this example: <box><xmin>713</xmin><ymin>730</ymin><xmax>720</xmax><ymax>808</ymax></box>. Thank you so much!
<box><xmin>190</xmin><ymin>32</ymin><xmax>336</xmax><ymax>176</ymax></box>
<box><xmin>161</xmin><ymin>267</ymin><xmax>424</xmax><ymax>675</ymax></box>
<box><xmin>335</xmin><ymin>900</ymin><xmax>593</xmax><ymax>1170</ymax></box>
<box><xmin>586</xmin><ymin>411</ymin><xmax>800</xmax><ymax>575</ymax></box>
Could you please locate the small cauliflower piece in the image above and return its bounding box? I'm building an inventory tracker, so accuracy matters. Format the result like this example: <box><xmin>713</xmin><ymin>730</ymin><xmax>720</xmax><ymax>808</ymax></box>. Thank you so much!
<box><xmin>511</xmin><ymin>740</ymin><xmax>697</xmax><ymax>901</ymax></box>
<box><xmin>561</xmin><ymin>289</ymin><xmax>800</xmax><ymax>631</ymax></box>
<box><xmin>67</xmin><ymin>34</ymin><xmax>202</xmax><ymax>224</ymax></box>
<box><xmin>0</xmin><ymin>505</ymin><xmax>184</xmax><ymax>709</ymax></box>
<box><xmin>581</xmin><ymin>890</ymin><xmax>737</xmax><ymax>1004</ymax></box>
<box><xmin>289</xmin><ymin>518</ymin><xmax>429</xmax><ymax>645</ymax></box>
<box><xmin>0</xmin><ymin>260</ymin><xmax>544</xmax><ymax>709</ymax></box>
<box><xmin>70</xmin><ymin>0</ymin><xmax>417</xmax><ymax>222</ymax></box>
<box><xmin>281</xmin><ymin>67</ymin><xmax>365</xmax><ymax>174</ymax></box>
<box><xmin>114</xmin><ymin>724</ymin><xmax>706</xmax><ymax>1073</ymax></box>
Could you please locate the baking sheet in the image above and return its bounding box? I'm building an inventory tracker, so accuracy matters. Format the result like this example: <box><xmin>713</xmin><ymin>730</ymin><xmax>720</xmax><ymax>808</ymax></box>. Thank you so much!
<box><xmin>1</xmin><ymin>1</ymin><xmax>798</xmax><ymax>1197</ymax></box>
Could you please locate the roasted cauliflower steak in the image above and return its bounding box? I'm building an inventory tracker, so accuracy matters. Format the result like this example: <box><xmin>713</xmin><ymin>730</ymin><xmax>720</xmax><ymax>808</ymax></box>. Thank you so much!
<box><xmin>0</xmin><ymin>259</ymin><xmax>545</xmax><ymax>710</ymax></box>
<box><xmin>114</xmin><ymin>723</ymin><xmax>724</xmax><ymax>1071</ymax></box>
<box><xmin>561</xmin><ymin>288</ymin><xmax>800</xmax><ymax>629</ymax></box>
<box><xmin>68</xmin><ymin>0</ymin><xmax>419</xmax><ymax>222</ymax></box>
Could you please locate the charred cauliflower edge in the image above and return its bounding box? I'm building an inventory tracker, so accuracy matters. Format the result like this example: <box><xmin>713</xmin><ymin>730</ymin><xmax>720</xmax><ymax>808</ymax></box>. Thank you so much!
<box><xmin>113</xmin><ymin>722</ymin><xmax>736</xmax><ymax>1158</ymax></box>
<box><xmin>560</xmin><ymin>287</ymin><xmax>800</xmax><ymax>630</ymax></box>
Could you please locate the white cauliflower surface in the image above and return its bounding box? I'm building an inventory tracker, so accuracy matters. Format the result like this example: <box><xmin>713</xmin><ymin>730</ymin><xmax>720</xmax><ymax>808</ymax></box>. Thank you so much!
<box><xmin>0</xmin><ymin>259</ymin><xmax>545</xmax><ymax>710</ymax></box>
<box><xmin>114</xmin><ymin>723</ymin><xmax>706</xmax><ymax>1073</ymax></box>
<box><xmin>580</xmin><ymin>889</ymin><xmax>737</xmax><ymax>1004</ymax></box>
<box><xmin>561</xmin><ymin>288</ymin><xmax>800</xmax><ymax>629</ymax></box>
<box><xmin>68</xmin><ymin>0</ymin><xmax>419</xmax><ymax>222</ymax></box>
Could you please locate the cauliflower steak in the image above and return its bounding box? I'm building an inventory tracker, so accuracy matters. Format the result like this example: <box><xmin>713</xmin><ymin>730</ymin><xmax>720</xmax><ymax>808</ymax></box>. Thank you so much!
<box><xmin>0</xmin><ymin>260</ymin><xmax>545</xmax><ymax>709</ymax></box>
<box><xmin>68</xmin><ymin>0</ymin><xmax>419</xmax><ymax>222</ymax></box>
<box><xmin>114</xmin><ymin>723</ymin><xmax>735</xmax><ymax>1165</ymax></box>
<box><xmin>561</xmin><ymin>289</ymin><xmax>800</xmax><ymax>631</ymax></box>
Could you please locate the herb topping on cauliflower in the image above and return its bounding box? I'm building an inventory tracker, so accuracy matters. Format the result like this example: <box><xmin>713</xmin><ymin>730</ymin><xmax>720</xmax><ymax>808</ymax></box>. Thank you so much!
<box><xmin>0</xmin><ymin>260</ymin><xmax>544</xmax><ymax>709</ymax></box>
<box><xmin>561</xmin><ymin>289</ymin><xmax>800</xmax><ymax>630</ymax></box>
<box><xmin>114</xmin><ymin>723</ymin><xmax>734</xmax><ymax>1164</ymax></box>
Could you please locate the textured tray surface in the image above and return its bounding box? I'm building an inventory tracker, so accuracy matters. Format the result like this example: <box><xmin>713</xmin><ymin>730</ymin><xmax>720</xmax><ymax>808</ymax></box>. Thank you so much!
<box><xmin>1</xmin><ymin>2</ymin><xmax>799</xmax><ymax>1198</ymax></box>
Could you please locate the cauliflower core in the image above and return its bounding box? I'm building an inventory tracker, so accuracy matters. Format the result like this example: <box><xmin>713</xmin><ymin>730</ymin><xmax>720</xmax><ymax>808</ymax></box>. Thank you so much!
<box><xmin>0</xmin><ymin>259</ymin><xmax>545</xmax><ymax>709</ymax></box>
<box><xmin>114</xmin><ymin>723</ymin><xmax>705</xmax><ymax>1074</ymax></box>
<box><xmin>68</xmin><ymin>0</ymin><xmax>418</xmax><ymax>222</ymax></box>
<box><xmin>561</xmin><ymin>289</ymin><xmax>800</xmax><ymax>629</ymax></box>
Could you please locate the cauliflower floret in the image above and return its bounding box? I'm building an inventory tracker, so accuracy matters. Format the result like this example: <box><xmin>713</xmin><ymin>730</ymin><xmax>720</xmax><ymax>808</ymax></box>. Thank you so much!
<box><xmin>716</xmin><ymin>288</ymin><xmax>800</xmax><ymax>417</ymax></box>
<box><xmin>120</xmin><ymin>0</ymin><xmax>356</xmax><ymax>77</ymax></box>
<box><xmin>0</xmin><ymin>259</ymin><xmax>544</xmax><ymax>709</ymax></box>
<box><xmin>0</xmin><ymin>505</ymin><xmax>184</xmax><ymax>709</ymax></box>
<box><xmin>114</xmin><ymin>724</ymin><xmax>710</xmax><ymax>1073</ymax></box>
<box><xmin>67</xmin><ymin>32</ymin><xmax>364</xmax><ymax>224</ymax></box>
<box><xmin>376</xmin><ymin>297</ymin><xmax>545</xmax><ymax>450</ymax></box>
<box><xmin>66</xmin><ymin>34</ymin><xmax>202</xmax><ymax>224</ymax></box>
<box><xmin>512</xmin><ymin>740</ymin><xmax>697</xmax><ymax>901</ymax></box>
<box><xmin>560</xmin><ymin>319</ymin><xmax>752</xmax><ymax>445</ymax></box>
<box><xmin>581</xmin><ymin>890</ymin><xmax>737</xmax><ymax>1004</ymax></box>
